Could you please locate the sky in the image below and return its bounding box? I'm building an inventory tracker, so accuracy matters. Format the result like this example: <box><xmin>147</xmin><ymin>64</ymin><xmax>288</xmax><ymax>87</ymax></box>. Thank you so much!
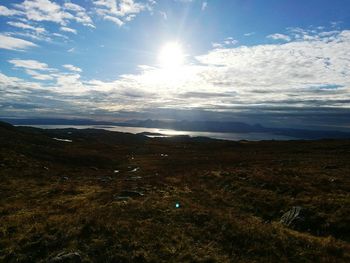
<box><xmin>0</xmin><ymin>0</ymin><xmax>350</xmax><ymax>130</ymax></box>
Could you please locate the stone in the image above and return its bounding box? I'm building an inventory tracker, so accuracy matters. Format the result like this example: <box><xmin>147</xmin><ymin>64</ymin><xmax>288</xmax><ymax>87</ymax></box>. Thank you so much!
<box><xmin>280</xmin><ymin>206</ymin><xmax>325</xmax><ymax>234</ymax></box>
<box><xmin>280</xmin><ymin>206</ymin><xmax>303</xmax><ymax>227</ymax></box>
<box><xmin>129</xmin><ymin>167</ymin><xmax>140</xmax><ymax>173</ymax></box>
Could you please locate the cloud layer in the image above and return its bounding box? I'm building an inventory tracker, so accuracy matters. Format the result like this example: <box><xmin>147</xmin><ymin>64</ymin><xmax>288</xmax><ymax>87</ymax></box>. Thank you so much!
<box><xmin>0</xmin><ymin>2</ymin><xmax>349</xmax><ymax>130</ymax></box>
<box><xmin>1</xmin><ymin>26</ymin><xmax>350</xmax><ymax>129</ymax></box>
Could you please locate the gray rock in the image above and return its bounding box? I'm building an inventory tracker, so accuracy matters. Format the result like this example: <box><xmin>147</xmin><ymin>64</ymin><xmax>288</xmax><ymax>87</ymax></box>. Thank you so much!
<box><xmin>280</xmin><ymin>206</ymin><xmax>304</xmax><ymax>227</ymax></box>
<box><xmin>48</xmin><ymin>252</ymin><xmax>81</xmax><ymax>263</ymax></box>
<box><xmin>129</xmin><ymin>167</ymin><xmax>140</xmax><ymax>173</ymax></box>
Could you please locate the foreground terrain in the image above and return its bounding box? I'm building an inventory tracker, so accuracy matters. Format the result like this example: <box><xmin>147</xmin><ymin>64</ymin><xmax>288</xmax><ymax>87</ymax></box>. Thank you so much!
<box><xmin>0</xmin><ymin>121</ymin><xmax>349</xmax><ymax>262</ymax></box>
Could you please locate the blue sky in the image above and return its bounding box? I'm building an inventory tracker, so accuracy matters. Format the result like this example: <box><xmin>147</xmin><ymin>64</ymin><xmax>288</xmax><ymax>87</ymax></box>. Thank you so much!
<box><xmin>0</xmin><ymin>0</ymin><xmax>350</xmax><ymax>130</ymax></box>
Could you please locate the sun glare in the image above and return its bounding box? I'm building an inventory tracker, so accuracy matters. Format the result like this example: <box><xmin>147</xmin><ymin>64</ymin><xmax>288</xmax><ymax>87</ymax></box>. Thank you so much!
<box><xmin>158</xmin><ymin>42</ymin><xmax>185</xmax><ymax>69</ymax></box>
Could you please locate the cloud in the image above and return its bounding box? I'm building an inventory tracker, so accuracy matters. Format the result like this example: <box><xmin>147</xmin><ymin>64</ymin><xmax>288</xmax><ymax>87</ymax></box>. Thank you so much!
<box><xmin>0</xmin><ymin>5</ymin><xmax>22</xmax><ymax>16</ymax></box>
<box><xmin>60</xmin><ymin>26</ymin><xmax>77</xmax><ymax>34</ymax></box>
<box><xmin>211</xmin><ymin>42</ymin><xmax>223</xmax><ymax>48</ymax></box>
<box><xmin>0</xmin><ymin>34</ymin><xmax>37</xmax><ymax>51</ymax></box>
<box><xmin>267</xmin><ymin>33</ymin><xmax>291</xmax><ymax>42</ymax></box>
<box><xmin>14</xmin><ymin>0</ymin><xmax>73</xmax><ymax>25</ymax></box>
<box><xmin>201</xmin><ymin>1</ymin><xmax>207</xmax><ymax>11</ymax></box>
<box><xmin>8</xmin><ymin>59</ymin><xmax>51</xmax><ymax>70</ymax></box>
<box><xmin>103</xmin><ymin>15</ymin><xmax>124</xmax><ymax>26</ymax></box>
<box><xmin>63</xmin><ymin>64</ymin><xmax>82</xmax><ymax>72</ymax></box>
<box><xmin>159</xmin><ymin>11</ymin><xmax>167</xmax><ymax>20</ymax></box>
<box><xmin>212</xmin><ymin>37</ymin><xmax>238</xmax><ymax>48</ymax></box>
<box><xmin>1</xmin><ymin>27</ymin><xmax>350</xmax><ymax>130</ymax></box>
<box><xmin>10</xmin><ymin>0</ymin><xmax>94</xmax><ymax>27</ymax></box>
<box><xmin>94</xmin><ymin>0</ymin><xmax>155</xmax><ymax>26</ymax></box>
<box><xmin>63</xmin><ymin>2</ymin><xmax>85</xmax><ymax>12</ymax></box>
<box><xmin>25</xmin><ymin>69</ymin><xmax>54</xmax><ymax>80</ymax></box>
<box><xmin>244</xmin><ymin>32</ymin><xmax>255</xmax><ymax>37</ymax></box>
<box><xmin>7</xmin><ymin>21</ymin><xmax>46</xmax><ymax>33</ymax></box>
<box><xmin>1</xmin><ymin>1</ymin><xmax>93</xmax><ymax>47</ymax></box>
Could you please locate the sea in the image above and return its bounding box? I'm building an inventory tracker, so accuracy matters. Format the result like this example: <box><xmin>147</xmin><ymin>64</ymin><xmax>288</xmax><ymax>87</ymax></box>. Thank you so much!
<box><xmin>18</xmin><ymin>124</ymin><xmax>298</xmax><ymax>141</ymax></box>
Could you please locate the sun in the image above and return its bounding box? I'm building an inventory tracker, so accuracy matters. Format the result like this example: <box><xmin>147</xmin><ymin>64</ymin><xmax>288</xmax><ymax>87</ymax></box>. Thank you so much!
<box><xmin>158</xmin><ymin>42</ymin><xmax>185</xmax><ymax>69</ymax></box>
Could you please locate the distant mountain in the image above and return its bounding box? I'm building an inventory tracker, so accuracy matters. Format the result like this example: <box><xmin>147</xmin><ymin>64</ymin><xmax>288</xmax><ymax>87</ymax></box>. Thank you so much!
<box><xmin>118</xmin><ymin>119</ymin><xmax>350</xmax><ymax>139</ymax></box>
<box><xmin>1</xmin><ymin>118</ymin><xmax>115</xmax><ymax>126</ymax></box>
<box><xmin>2</xmin><ymin>118</ymin><xmax>350</xmax><ymax>140</ymax></box>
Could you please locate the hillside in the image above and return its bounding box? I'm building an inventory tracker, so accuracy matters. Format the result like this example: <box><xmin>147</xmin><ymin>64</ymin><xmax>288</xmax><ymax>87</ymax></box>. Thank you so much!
<box><xmin>0</xmin><ymin>121</ymin><xmax>349</xmax><ymax>262</ymax></box>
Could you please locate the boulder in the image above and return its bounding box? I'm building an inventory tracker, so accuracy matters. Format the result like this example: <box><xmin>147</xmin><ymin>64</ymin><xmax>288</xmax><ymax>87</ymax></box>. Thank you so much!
<box><xmin>280</xmin><ymin>206</ymin><xmax>326</xmax><ymax>234</ymax></box>
<box><xmin>280</xmin><ymin>206</ymin><xmax>304</xmax><ymax>228</ymax></box>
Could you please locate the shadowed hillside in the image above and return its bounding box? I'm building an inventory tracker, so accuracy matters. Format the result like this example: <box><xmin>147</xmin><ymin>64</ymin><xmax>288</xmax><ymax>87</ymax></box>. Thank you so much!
<box><xmin>0</xmin><ymin>121</ymin><xmax>349</xmax><ymax>262</ymax></box>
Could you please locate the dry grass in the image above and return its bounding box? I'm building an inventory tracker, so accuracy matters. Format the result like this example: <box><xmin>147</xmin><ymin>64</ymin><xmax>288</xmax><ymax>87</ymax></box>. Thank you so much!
<box><xmin>0</xmin><ymin>122</ymin><xmax>349</xmax><ymax>262</ymax></box>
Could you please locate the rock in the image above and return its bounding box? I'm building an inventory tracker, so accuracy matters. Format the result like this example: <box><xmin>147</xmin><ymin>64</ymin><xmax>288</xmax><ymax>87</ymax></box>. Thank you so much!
<box><xmin>280</xmin><ymin>206</ymin><xmax>303</xmax><ymax>227</ymax></box>
<box><xmin>280</xmin><ymin>206</ymin><xmax>325</xmax><ymax>234</ymax></box>
<box><xmin>129</xmin><ymin>167</ymin><xmax>140</xmax><ymax>173</ymax></box>
<box><xmin>48</xmin><ymin>252</ymin><xmax>81</xmax><ymax>263</ymax></box>
<box><xmin>53</xmin><ymin>138</ymin><xmax>73</xmax><ymax>143</ymax></box>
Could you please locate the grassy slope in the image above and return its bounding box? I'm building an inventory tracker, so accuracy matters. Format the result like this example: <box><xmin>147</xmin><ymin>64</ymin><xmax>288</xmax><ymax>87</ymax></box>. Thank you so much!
<box><xmin>0</xmin><ymin>122</ymin><xmax>349</xmax><ymax>262</ymax></box>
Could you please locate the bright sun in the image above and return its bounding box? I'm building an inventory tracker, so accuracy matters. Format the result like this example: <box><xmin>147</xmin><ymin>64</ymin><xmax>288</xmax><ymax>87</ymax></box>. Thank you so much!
<box><xmin>158</xmin><ymin>42</ymin><xmax>184</xmax><ymax>69</ymax></box>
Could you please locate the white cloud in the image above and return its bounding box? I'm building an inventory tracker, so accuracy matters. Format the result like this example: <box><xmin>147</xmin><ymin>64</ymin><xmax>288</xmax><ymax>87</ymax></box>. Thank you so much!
<box><xmin>7</xmin><ymin>31</ymin><xmax>52</xmax><ymax>42</ymax></box>
<box><xmin>0</xmin><ymin>73</ymin><xmax>22</xmax><ymax>86</ymax></box>
<box><xmin>94</xmin><ymin>0</ymin><xmax>154</xmax><ymax>26</ymax></box>
<box><xmin>8</xmin><ymin>59</ymin><xmax>51</xmax><ymax>70</ymax></box>
<box><xmin>63</xmin><ymin>2</ymin><xmax>85</xmax><ymax>12</ymax></box>
<box><xmin>94</xmin><ymin>0</ymin><xmax>146</xmax><ymax>16</ymax></box>
<box><xmin>63</xmin><ymin>64</ymin><xmax>82</xmax><ymax>72</ymax></box>
<box><xmin>60</xmin><ymin>26</ymin><xmax>77</xmax><ymax>34</ymax></box>
<box><xmin>212</xmin><ymin>37</ymin><xmax>238</xmax><ymax>48</ymax></box>
<box><xmin>103</xmin><ymin>15</ymin><xmax>124</xmax><ymax>26</ymax></box>
<box><xmin>244</xmin><ymin>32</ymin><xmax>255</xmax><ymax>37</ymax></box>
<box><xmin>0</xmin><ymin>34</ymin><xmax>37</xmax><ymax>51</ymax></box>
<box><xmin>11</xmin><ymin>0</ymin><xmax>94</xmax><ymax>27</ymax></box>
<box><xmin>14</xmin><ymin>0</ymin><xmax>73</xmax><ymax>25</ymax></box>
<box><xmin>0</xmin><ymin>5</ymin><xmax>22</xmax><ymax>16</ymax></box>
<box><xmin>7</xmin><ymin>21</ymin><xmax>46</xmax><ymax>33</ymax></box>
<box><xmin>201</xmin><ymin>1</ymin><xmax>207</xmax><ymax>11</ymax></box>
<box><xmin>212</xmin><ymin>42</ymin><xmax>223</xmax><ymax>48</ymax></box>
<box><xmin>25</xmin><ymin>69</ymin><xmax>54</xmax><ymax>80</ymax></box>
<box><xmin>159</xmin><ymin>11</ymin><xmax>167</xmax><ymax>20</ymax></box>
<box><xmin>267</xmin><ymin>33</ymin><xmax>291</xmax><ymax>42</ymax></box>
<box><xmin>1</xmin><ymin>27</ymin><xmax>350</xmax><ymax>129</ymax></box>
<box><xmin>224</xmin><ymin>37</ymin><xmax>238</xmax><ymax>46</ymax></box>
<box><xmin>52</xmin><ymin>32</ymin><xmax>69</xmax><ymax>40</ymax></box>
